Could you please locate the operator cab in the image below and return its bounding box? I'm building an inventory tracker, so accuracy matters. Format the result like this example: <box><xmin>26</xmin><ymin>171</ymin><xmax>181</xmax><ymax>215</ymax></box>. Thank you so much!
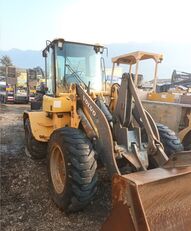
<box><xmin>42</xmin><ymin>38</ymin><xmax>106</xmax><ymax>96</ymax></box>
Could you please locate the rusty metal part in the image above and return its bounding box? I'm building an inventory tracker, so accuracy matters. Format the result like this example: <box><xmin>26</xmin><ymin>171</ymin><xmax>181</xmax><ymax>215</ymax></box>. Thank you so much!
<box><xmin>144</xmin><ymin>110</ymin><xmax>160</xmax><ymax>140</ymax></box>
<box><xmin>133</xmin><ymin>108</ymin><xmax>160</xmax><ymax>141</ymax></box>
<box><xmin>131</xmin><ymin>143</ymin><xmax>147</xmax><ymax>171</ymax></box>
<box><xmin>113</xmin><ymin>74</ymin><xmax>133</xmax><ymax>126</ymax></box>
<box><xmin>77</xmin><ymin>85</ymin><xmax>120</xmax><ymax>176</ymax></box>
<box><xmin>77</xmin><ymin>108</ymin><xmax>97</xmax><ymax>140</ymax></box>
<box><xmin>112</xmin><ymin>74</ymin><xmax>168</xmax><ymax>170</ymax></box>
<box><xmin>128</xmin><ymin>74</ymin><xmax>168</xmax><ymax>165</ymax></box>
<box><xmin>163</xmin><ymin>150</ymin><xmax>191</xmax><ymax>168</ymax></box>
<box><xmin>142</xmin><ymin>101</ymin><xmax>191</xmax><ymax>138</ymax></box>
<box><xmin>109</xmin><ymin>83</ymin><xmax>120</xmax><ymax>112</ymax></box>
<box><xmin>115</xmin><ymin>145</ymin><xmax>142</xmax><ymax>170</ymax></box>
<box><xmin>113</xmin><ymin>122</ymin><xmax>148</xmax><ymax>170</ymax></box>
<box><xmin>179</xmin><ymin>112</ymin><xmax>191</xmax><ymax>143</ymax></box>
<box><xmin>101</xmin><ymin>166</ymin><xmax>191</xmax><ymax>231</ymax></box>
<box><xmin>101</xmin><ymin>202</ymin><xmax>136</xmax><ymax>231</ymax></box>
<box><xmin>50</xmin><ymin>144</ymin><xmax>66</xmax><ymax>194</ymax></box>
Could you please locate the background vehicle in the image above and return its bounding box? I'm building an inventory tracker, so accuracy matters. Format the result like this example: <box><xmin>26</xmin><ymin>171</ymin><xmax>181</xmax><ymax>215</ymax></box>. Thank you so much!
<box><xmin>0</xmin><ymin>81</ymin><xmax>6</xmax><ymax>102</ymax></box>
<box><xmin>5</xmin><ymin>84</ymin><xmax>15</xmax><ymax>103</ymax></box>
<box><xmin>29</xmin><ymin>88</ymin><xmax>36</xmax><ymax>102</ymax></box>
<box><xmin>111</xmin><ymin>51</ymin><xmax>191</xmax><ymax>150</ymax></box>
<box><xmin>0</xmin><ymin>65</ymin><xmax>46</xmax><ymax>104</ymax></box>
<box><xmin>171</xmin><ymin>69</ymin><xmax>191</xmax><ymax>87</ymax></box>
<box><xmin>24</xmin><ymin>39</ymin><xmax>191</xmax><ymax>230</ymax></box>
<box><xmin>14</xmin><ymin>68</ymin><xmax>29</xmax><ymax>103</ymax></box>
<box><xmin>27</xmin><ymin>67</ymin><xmax>46</xmax><ymax>105</ymax></box>
<box><xmin>0</xmin><ymin>66</ymin><xmax>16</xmax><ymax>103</ymax></box>
<box><xmin>0</xmin><ymin>83</ymin><xmax>15</xmax><ymax>103</ymax></box>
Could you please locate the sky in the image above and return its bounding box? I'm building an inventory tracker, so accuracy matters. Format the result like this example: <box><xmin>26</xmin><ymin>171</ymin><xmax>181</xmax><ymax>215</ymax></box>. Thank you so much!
<box><xmin>0</xmin><ymin>0</ymin><xmax>191</xmax><ymax>50</ymax></box>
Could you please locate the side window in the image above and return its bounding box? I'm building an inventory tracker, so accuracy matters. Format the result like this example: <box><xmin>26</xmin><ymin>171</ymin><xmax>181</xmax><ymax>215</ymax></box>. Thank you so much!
<box><xmin>56</xmin><ymin>54</ymin><xmax>65</xmax><ymax>94</ymax></box>
<box><xmin>46</xmin><ymin>48</ymin><xmax>54</xmax><ymax>95</ymax></box>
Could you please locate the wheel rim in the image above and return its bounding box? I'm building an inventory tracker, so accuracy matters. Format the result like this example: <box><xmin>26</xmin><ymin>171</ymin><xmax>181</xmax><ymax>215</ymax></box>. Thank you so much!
<box><xmin>50</xmin><ymin>145</ymin><xmax>66</xmax><ymax>194</ymax></box>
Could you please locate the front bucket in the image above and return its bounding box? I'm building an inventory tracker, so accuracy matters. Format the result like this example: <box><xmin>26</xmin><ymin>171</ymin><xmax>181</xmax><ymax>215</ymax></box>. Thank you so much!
<box><xmin>101</xmin><ymin>166</ymin><xmax>191</xmax><ymax>231</ymax></box>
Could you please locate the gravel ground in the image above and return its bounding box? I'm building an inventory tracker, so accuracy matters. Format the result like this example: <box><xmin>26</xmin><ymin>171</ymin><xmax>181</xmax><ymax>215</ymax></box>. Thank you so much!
<box><xmin>0</xmin><ymin>104</ymin><xmax>111</xmax><ymax>231</ymax></box>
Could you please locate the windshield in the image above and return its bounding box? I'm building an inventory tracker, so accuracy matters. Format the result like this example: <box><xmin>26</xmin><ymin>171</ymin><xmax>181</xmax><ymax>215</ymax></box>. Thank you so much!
<box><xmin>55</xmin><ymin>42</ymin><xmax>103</xmax><ymax>92</ymax></box>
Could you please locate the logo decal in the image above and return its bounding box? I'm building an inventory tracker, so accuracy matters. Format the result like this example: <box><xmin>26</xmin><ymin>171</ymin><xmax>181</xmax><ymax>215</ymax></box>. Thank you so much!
<box><xmin>83</xmin><ymin>95</ymin><xmax>96</xmax><ymax>117</ymax></box>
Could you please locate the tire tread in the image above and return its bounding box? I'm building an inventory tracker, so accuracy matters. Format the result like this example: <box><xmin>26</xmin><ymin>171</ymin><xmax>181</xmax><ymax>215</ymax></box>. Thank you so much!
<box><xmin>48</xmin><ymin>127</ymin><xmax>97</xmax><ymax>212</ymax></box>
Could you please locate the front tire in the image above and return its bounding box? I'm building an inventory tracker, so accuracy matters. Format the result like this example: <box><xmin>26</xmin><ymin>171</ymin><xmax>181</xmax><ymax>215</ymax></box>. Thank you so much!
<box><xmin>48</xmin><ymin>127</ymin><xmax>97</xmax><ymax>212</ymax></box>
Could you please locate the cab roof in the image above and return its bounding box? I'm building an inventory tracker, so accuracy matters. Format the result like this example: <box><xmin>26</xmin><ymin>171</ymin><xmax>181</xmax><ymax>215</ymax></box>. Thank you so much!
<box><xmin>46</xmin><ymin>38</ymin><xmax>104</xmax><ymax>49</ymax></box>
<box><xmin>42</xmin><ymin>38</ymin><xmax>105</xmax><ymax>57</ymax></box>
<box><xmin>112</xmin><ymin>51</ymin><xmax>163</xmax><ymax>65</ymax></box>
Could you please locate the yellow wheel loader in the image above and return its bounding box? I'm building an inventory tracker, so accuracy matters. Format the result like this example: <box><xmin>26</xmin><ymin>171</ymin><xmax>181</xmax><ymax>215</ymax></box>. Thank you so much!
<box><xmin>23</xmin><ymin>39</ymin><xmax>191</xmax><ymax>230</ymax></box>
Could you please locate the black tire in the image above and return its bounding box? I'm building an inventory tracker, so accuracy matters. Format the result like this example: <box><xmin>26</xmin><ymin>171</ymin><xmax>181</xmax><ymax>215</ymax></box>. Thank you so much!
<box><xmin>148</xmin><ymin>123</ymin><xmax>183</xmax><ymax>168</ymax></box>
<box><xmin>24</xmin><ymin>118</ymin><xmax>47</xmax><ymax>159</ymax></box>
<box><xmin>3</xmin><ymin>96</ymin><xmax>6</xmax><ymax>104</ymax></box>
<box><xmin>156</xmin><ymin>123</ymin><xmax>183</xmax><ymax>155</ymax></box>
<box><xmin>182</xmin><ymin>131</ymin><xmax>191</xmax><ymax>150</ymax></box>
<box><xmin>48</xmin><ymin>127</ymin><xmax>97</xmax><ymax>213</ymax></box>
<box><xmin>31</xmin><ymin>101</ymin><xmax>42</xmax><ymax>110</ymax></box>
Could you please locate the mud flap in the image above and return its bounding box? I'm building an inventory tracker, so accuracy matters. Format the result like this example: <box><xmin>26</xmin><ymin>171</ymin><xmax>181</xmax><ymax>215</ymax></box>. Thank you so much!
<box><xmin>101</xmin><ymin>166</ymin><xmax>191</xmax><ymax>231</ymax></box>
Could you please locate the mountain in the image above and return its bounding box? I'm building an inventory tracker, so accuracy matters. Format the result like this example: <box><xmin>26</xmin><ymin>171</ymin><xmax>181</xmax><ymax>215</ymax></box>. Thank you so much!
<box><xmin>0</xmin><ymin>42</ymin><xmax>191</xmax><ymax>80</ymax></box>
<box><xmin>0</xmin><ymin>49</ymin><xmax>44</xmax><ymax>69</ymax></box>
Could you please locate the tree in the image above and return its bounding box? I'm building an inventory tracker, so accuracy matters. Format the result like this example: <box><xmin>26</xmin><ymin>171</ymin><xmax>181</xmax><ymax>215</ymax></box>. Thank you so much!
<box><xmin>0</xmin><ymin>55</ymin><xmax>13</xmax><ymax>67</ymax></box>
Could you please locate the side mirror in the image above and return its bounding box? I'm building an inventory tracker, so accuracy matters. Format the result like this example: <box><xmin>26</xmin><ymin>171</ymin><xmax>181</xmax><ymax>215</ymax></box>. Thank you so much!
<box><xmin>42</xmin><ymin>49</ymin><xmax>48</xmax><ymax>57</ymax></box>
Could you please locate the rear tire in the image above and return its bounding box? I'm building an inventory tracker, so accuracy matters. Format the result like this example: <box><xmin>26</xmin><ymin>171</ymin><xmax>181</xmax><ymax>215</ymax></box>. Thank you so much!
<box><xmin>182</xmin><ymin>131</ymin><xmax>191</xmax><ymax>150</ymax></box>
<box><xmin>149</xmin><ymin>123</ymin><xmax>183</xmax><ymax>168</ymax></box>
<box><xmin>3</xmin><ymin>96</ymin><xmax>6</xmax><ymax>104</ymax></box>
<box><xmin>156</xmin><ymin>123</ymin><xmax>183</xmax><ymax>155</ymax></box>
<box><xmin>31</xmin><ymin>101</ymin><xmax>42</xmax><ymax>110</ymax></box>
<box><xmin>48</xmin><ymin>127</ymin><xmax>97</xmax><ymax>212</ymax></box>
<box><xmin>24</xmin><ymin>118</ymin><xmax>47</xmax><ymax>159</ymax></box>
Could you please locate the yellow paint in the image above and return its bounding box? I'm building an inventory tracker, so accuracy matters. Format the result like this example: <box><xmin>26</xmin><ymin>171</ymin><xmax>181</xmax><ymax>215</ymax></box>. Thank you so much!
<box><xmin>6</xmin><ymin>87</ymin><xmax>13</xmax><ymax>91</ymax></box>
<box><xmin>109</xmin><ymin>84</ymin><xmax>120</xmax><ymax>112</ymax></box>
<box><xmin>147</xmin><ymin>92</ymin><xmax>176</xmax><ymax>103</ymax></box>
<box><xmin>24</xmin><ymin>111</ymin><xmax>71</xmax><ymax>142</ymax></box>
<box><xmin>25</xmin><ymin>85</ymin><xmax>82</xmax><ymax>141</ymax></box>
<box><xmin>24</xmin><ymin>111</ymin><xmax>53</xmax><ymax>142</ymax></box>
<box><xmin>178</xmin><ymin>113</ymin><xmax>191</xmax><ymax>141</ymax></box>
<box><xmin>43</xmin><ymin>94</ymin><xmax>73</xmax><ymax>112</ymax></box>
<box><xmin>69</xmin><ymin>86</ymin><xmax>81</xmax><ymax>128</ymax></box>
<box><xmin>30</xmin><ymin>89</ymin><xmax>36</xmax><ymax>93</ymax></box>
<box><xmin>52</xmin><ymin>113</ymin><xmax>71</xmax><ymax>131</ymax></box>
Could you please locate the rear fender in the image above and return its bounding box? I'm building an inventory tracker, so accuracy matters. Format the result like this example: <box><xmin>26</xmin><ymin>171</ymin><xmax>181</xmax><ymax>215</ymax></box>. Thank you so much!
<box><xmin>23</xmin><ymin>111</ymin><xmax>53</xmax><ymax>142</ymax></box>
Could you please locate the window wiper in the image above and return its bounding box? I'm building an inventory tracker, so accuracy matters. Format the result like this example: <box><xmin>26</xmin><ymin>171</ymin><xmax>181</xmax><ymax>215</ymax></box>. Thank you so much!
<box><xmin>65</xmin><ymin>62</ymin><xmax>88</xmax><ymax>90</ymax></box>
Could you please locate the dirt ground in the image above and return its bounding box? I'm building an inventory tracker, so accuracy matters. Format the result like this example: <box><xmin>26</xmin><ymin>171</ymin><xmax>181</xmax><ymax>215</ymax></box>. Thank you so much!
<box><xmin>0</xmin><ymin>104</ymin><xmax>111</xmax><ymax>231</ymax></box>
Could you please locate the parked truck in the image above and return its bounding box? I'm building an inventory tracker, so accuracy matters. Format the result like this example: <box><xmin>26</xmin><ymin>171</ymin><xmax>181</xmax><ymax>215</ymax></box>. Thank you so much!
<box><xmin>0</xmin><ymin>83</ymin><xmax>15</xmax><ymax>103</ymax></box>
<box><xmin>27</xmin><ymin>67</ymin><xmax>45</xmax><ymax>102</ymax></box>
<box><xmin>14</xmin><ymin>68</ymin><xmax>29</xmax><ymax>103</ymax></box>
<box><xmin>0</xmin><ymin>66</ymin><xmax>16</xmax><ymax>103</ymax></box>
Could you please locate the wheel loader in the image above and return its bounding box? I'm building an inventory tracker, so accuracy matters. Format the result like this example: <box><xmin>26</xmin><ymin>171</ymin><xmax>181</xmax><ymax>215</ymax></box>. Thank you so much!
<box><xmin>110</xmin><ymin>51</ymin><xmax>191</xmax><ymax>151</ymax></box>
<box><xmin>23</xmin><ymin>39</ymin><xmax>191</xmax><ymax>231</ymax></box>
